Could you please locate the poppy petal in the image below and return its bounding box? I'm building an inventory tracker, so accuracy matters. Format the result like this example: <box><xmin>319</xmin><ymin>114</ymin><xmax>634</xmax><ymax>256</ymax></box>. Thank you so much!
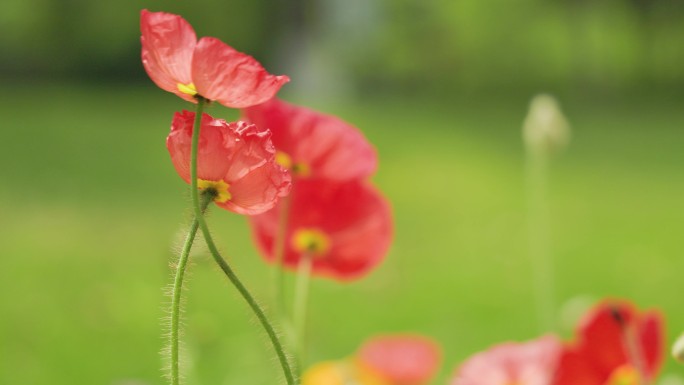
<box><xmin>192</xmin><ymin>37</ymin><xmax>289</xmax><ymax>108</ymax></box>
<box><xmin>242</xmin><ymin>99</ymin><xmax>378</xmax><ymax>181</ymax></box>
<box><xmin>217</xmin><ymin>162</ymin><xmax>291</xmax><ymax>215</ymax></box>
<box><xmin>140</xmin><ymin>10</ymin><xmax>196</xmax><ymax>101</ymax></box>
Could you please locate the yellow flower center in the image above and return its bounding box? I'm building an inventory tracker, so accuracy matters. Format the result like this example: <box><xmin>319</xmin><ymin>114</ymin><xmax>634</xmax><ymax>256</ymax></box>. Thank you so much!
<box><xmin>197</xmin><ymin>179</ymin><xmax>231</xmax><ymax>203</ymax></box>
<box><xmin>606</xmin><ymin>365</ymin><xmax>640</xmax><ymax>385</ymax></box>
<box><xmin>177</xmin><ymin>82</ymin><xmax>198</xmax><ymax>96</ymax></box>
<box><xmin>275</xmin><ymin>151</ymin><xmax>311</xmax><ymax>177</ymax></box>
<box><xmin>292</xmin><ymin>162</ymin><xmax>311</xmax><ymax>177</ymax></box>
<box><xmin>275</xmin><ymin>151</ymin><xmax>293</xmax><ymax>169</ymax></box>
<box><xmin>292</xmin><ymin>228</ymin><xmax>331</xmax><ymax>256</ymax></box>
<box><xmin>302</xmin><ymin>360</ymin><xmax>388</xmax><ymax>385</ymax></box>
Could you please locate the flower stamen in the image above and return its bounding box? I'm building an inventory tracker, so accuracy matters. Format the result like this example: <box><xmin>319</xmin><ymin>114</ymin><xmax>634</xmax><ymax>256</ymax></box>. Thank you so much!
<box><xmin>275</xmin><ymin>151</ymin><xmax>310</xmax><ymax>177</ymax></box>
<box><xmin>197</xmin><ymin>179</ymin><xmax>231</xmax><ymax>203</ymax></box>
<box><xmin>292</xmin><ymin>228</ymin><xmax>331</xmax><ymax>256</ymax></box>
<box><xmin>177</xmin><ymin>82</ymin><xmax>198</xmax><ymax>96</ymax></box>
<box><xmin>275</xmin><ymin>151</ymin><xmax>293</xmax><ymax>169</ymax></box>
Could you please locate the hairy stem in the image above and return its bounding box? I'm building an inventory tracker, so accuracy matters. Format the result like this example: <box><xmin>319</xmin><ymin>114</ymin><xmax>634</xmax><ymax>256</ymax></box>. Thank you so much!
<box><xmin>190</xmin><ymin>97</ymin><xmax>296</xmax><ymax>385</ymax></box>
<box><xmin>169</xmin><ymin>192</ymin><xmax>212</xmax><ymax>385</ymax></box>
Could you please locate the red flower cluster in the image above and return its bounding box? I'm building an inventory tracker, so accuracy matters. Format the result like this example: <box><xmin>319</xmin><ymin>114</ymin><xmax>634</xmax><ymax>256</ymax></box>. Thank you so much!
<box><xmin>243</xmin><ymin>98</ymin><xmax>393</xmax><ymax>280</ymax></box>
<box><xmin>141</xmin><ymin>10</ymin><xmax>288</xmax><ymax>107</ymax></box>
<box><xmin>449</xmin><ymin>300</ymin><xmax>665</xmax><ymax>385</ymax></box>
<box><xmin>141</xmin><ymin>10</ymin><xmax>292</xmax><ymax>215</ymax></box>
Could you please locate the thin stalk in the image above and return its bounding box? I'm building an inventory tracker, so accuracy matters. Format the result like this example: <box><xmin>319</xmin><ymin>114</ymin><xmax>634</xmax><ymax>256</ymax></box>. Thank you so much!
<box><xmin>293</xmin><ymin>253</ymin><xmax>313</xmax><ymax>374</ymax></box>
<box><xmin>525</xmin><ymin>149</ymin><xmax>555</xmax><ymax>332</ymax></box>
<box><xmin>273</xmin><ymin>194</ymin><xmax>292</xmax><ymax>316</ymax></box>
<box><xmin>169</xmin><ymin>192</ymin><xmax>212</xmax><ymax>385</ymax></box>
<box><xmin>189</xmin><ymin>97</ymin><xmax>296</xmax><ymax>385</ymax></box>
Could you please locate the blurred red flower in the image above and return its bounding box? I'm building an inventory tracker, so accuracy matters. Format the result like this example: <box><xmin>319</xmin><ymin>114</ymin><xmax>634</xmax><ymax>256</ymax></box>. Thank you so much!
<box><xmin>450</xmin><ymin>335</ymin><xmax>562</xmax><ymax>385</ymax></box>
<box><xmin>356</xmin><ymin>334</ymin><xmax>442</xmax><ymax>385</ymax></box>
<box><xmin>167</xmin><ymin>110</ymin><xmax>291</xmax><ymax>215</ymax></box>
<box><xmin>250</xmin><ymin>178</ymin><xmax>392</xmax><ymax>280</ymax></box>
<box><xmin>140</xmin><ymin>10</ymin><xmax>289</xmax><ymax>108</ymax></box>
<box><xmin>553</xmin><ymin>300</ymin><xmax>664</xmax><ymax>385</ymax></box>
<box><xmin>241</xmin><ymin>98</ymin><xmax>377</xmax><ymax>181</ymax></box>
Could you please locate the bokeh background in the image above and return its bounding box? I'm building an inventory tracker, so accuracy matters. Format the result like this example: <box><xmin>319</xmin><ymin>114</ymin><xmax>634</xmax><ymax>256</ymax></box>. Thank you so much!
<box><xmin>2</xmin><ymin>0</ymin><xmax>684</xmax><ymax>384</ymax></box>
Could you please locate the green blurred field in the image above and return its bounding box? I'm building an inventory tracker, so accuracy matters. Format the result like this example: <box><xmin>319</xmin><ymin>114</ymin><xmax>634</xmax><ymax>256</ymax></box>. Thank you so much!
<box><xmin>1</xmin><ymin>85</ymin><xmax>683</xmax><ymax>384</ymax></box>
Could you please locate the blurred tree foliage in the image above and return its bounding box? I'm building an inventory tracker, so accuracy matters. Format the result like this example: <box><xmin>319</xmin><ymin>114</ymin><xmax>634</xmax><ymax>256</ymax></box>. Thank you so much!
<box><xmin>1</xmin><ymin>0</ymin><xmax>682</xmax><ymax>92</ymax></box>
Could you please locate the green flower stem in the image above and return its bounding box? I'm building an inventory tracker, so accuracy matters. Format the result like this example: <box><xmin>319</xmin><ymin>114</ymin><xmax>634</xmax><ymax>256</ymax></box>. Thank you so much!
<box><xmin>525</xmin><ymin>149</ymin><xmax>555</xmax><ymax>332</ymax></box>
<box><xmin>293</xmin><ymin>253</ymin><xmax>313</xmax><ymax>374</ymax></box>
<box><xmin>170</xmin><ymin>192</ymin><xmax>213</xmax><ymax>385</ymax></box>
<box><xmin>190</xmin><ymin>97</ymin><xmax>296</xmax><ymax>385</ymax></box>
<box><xmin>273</xmin><ymin>194</ymin><xmax>292</xmax><ymax>317</ymax></box>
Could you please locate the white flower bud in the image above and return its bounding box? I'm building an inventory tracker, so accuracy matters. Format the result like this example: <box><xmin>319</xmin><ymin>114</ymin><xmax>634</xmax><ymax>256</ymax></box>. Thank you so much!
<box><xmin>523</xmin><ymin>94</ymin><xmax>571</xmax><ymax>155</ymax></box>
<box><xmin>672</xmin><ymin>333</ymin><xmax>684</xmax><ymax>363</ymax></box>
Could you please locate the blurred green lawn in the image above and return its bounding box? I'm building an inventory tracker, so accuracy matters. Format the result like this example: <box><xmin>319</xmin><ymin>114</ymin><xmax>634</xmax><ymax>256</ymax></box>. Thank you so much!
<box><xmin>1</xmin><ymin>84</ymin><xmax>684</xmax><ymax>384</ymax></box>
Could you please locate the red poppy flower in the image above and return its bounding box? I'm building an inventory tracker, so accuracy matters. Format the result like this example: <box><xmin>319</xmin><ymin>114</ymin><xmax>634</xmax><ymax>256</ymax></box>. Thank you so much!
<box><xmin>249</xmin><ymin>178</ymin><xmax>392</xmax><ymax>280</ymax></box>
<box><xmin>356</xmin><ymin>334</ymin><xmax>442</xmax><ymax>385</ymax></box>
<box><xmin>241</xmin><ymin>98</ymin><xmax>377</xmax><ymax>181</ymax></box>
<box><xmin>167</xmin><ymin>110</ymin><xmax>291</xmax><ymax>215</ymax></box>
<box><xmin>450</xmin><ymin>335</ymin><xmax>562</xmax><ymax>385</ymax></box>
<box><xmin>553</xmin><ymin>300</ymin><xmax>664</xmax><ymax>385</ymax></box>
<box><xmin>140</xmin><ymin>10</ymin><xmax>289</xmax><ymax>108</ymax></box>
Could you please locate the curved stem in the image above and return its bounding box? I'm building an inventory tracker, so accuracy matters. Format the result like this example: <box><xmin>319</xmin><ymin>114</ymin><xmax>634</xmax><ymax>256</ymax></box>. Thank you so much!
<box><xmin>189</xmin><ymin>98</ymin><xmax>296</xmax><ymax>385</ymax></box>
<box><xmin>170</xmin><ymin>192</ymin><xmax>213</xmax><ymax>385</ymax></box>
<box><xmin>293</xmin><ymin>253</ymin><xmax>312</xmax><ymax>374</ymax></box>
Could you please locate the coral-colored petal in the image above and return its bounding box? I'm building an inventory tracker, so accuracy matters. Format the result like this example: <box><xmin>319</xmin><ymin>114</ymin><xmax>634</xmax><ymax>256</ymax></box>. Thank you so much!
<box><xmin>166</xmin><ymin>111</ymin><xmax>236</xmax><ymax>183</ymax></box>
<box><xmin>220</xmin><ymin>121</ymin><xmax>277</xmax><ymax>181</ymax></box>
<box><xmin>192</xmin><ymin>37</ymin><xmax>289</xmax><ymax>108</ymax></box>
<box><xmin>216</xmin><ymin>162</ymin><xmax>291</xmax><ymax>215</ymax></box>
<box><xmin>357</xmin><ymin>334</ymin><xmax>441</xmax><ymax>385</ymax></box>
<box><xmin>452</xmin><ymin>335</ymin><xmax>562</xmax><ymax>385</ymax></box>
<box><xmin>250</xmin><ymin>179</ymin><xmax>392</xmax><ymax>280</ymax></box>
<box><xmin>242</xmin><ymin>99</ymin><xmax>378</xmax><ymax>181</ymax></box>
<box><xmin>140</xmin><ymin>10</ymin><xmax>196</xmax><ymax>101</ymax></box>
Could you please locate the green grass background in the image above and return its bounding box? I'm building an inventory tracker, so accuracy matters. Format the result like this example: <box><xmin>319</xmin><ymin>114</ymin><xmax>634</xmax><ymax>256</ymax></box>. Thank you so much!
<box><xmin>1</xmin><ymin>84</ymin><xmax>683</xmax><ymax>384</ymax></box>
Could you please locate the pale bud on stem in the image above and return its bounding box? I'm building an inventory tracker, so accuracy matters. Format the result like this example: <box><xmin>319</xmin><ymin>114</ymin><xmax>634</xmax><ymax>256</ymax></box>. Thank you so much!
<box><xmin>672</xmin><ymin>333</ymin><xmax>684</xmax><ymax>363</ymax></box>
<box><xmin>523</xmin><ymin>94</ymin><xmax>571</xmax><ymax>155</ymax></box>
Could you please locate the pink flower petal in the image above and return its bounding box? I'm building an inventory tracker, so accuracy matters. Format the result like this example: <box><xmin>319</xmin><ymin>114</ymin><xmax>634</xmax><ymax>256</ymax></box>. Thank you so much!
<box><xmin>140</xmin><ymin>10</ymin><xmax>196</xmax><ymax>101</ymax></box>
<box><xmin>217</xmin><ymin>162</ymin><xmax>291</xmax><ymax>215</ymax></box>
<box><xmin>220</xmin><ymin>121</ymin><xmax>277</xmax><ymax>182</ymax></box>
<box><xmin>192</xmin><ymin>37</ymin><xmax>289</xmax><ymax>108</ymax></box>
<box><xmin>166</xmin><ymin>111</ymin><xmax>237</xmax><ymax>183</ymax></box>
<box><xmin>357</xmin><ymin>334</ymin><xmax>442</xmax><ymax>385</ymax></box>
<box><xmin>452</xmin><ymin>335</ymin><xmax>562</xmax><ymax>385</ymax></box>
<box><xmin>242</xmin><ymin>99</ymin><xmax>378</xmax><ymax>181</ymax></box>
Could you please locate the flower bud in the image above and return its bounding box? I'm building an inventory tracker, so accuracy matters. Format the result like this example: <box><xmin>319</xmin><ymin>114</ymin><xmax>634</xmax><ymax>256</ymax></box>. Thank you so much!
<box><xmin>523</xmin><ymin>94</ymin><xmax>570</xmax><ymax>155</ymax></box>
<box><xmin>672</xmin><ymin>333</ymin><xmax>684</xmax><ymax>363</ymax></box>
